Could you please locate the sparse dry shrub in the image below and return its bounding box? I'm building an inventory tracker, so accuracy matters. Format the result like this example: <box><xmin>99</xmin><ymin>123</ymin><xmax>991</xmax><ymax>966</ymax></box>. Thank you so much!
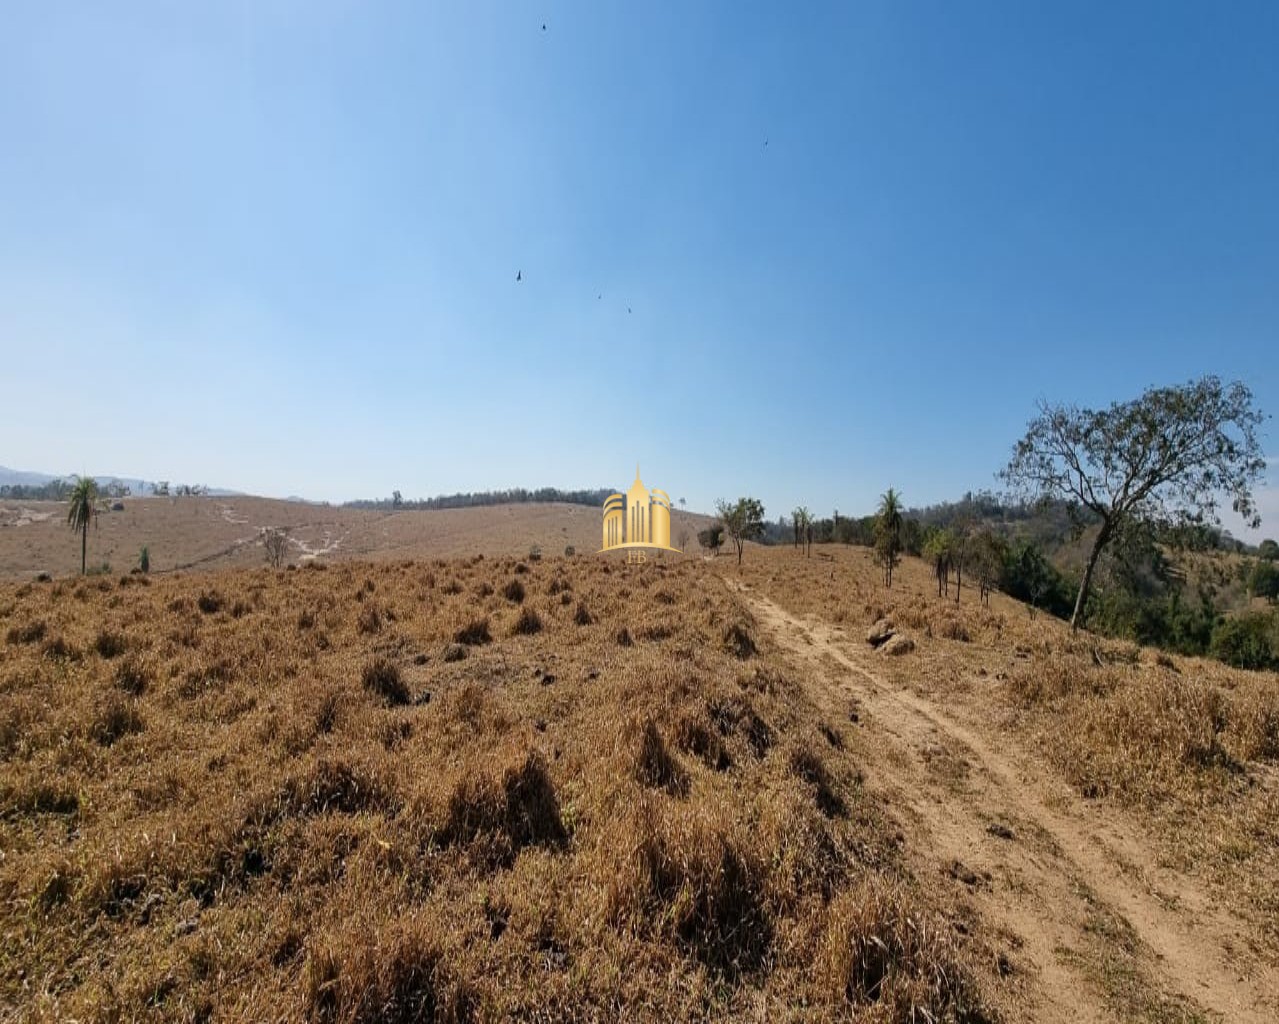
<box><xmin>5</xmin><ymin>619</ymin><xmax>46</xmax><ymax>645</ymax></box>
<box><xmin>437</xmin><ymin>751</ymin><xmax>565</xmax><ymax>867</ymax></box>
<box><xmin>673</xmin><ymin>709</ymin><xmax>731</xmax><ymax>771</ymax></box>
<box><xmin>790</xmin><ymin>746</ymin><xmax>847</xmax><ymax>818</ymax></box>
<box><xmin>820</xmin><ymin>881</ymin><xmax>984</xmax><ymax>1020</ymax></box>
<box><xmin>475</xmin><ymin>581</ymin><xmax>493</xmax><ymax>598</ymax></box>
<box><xmin>721</xmin><ymin>620</ymin><xmax>757</xmax><ymax>659</ymax></box>
<box><xmin>0</xmin><ymin>772</ymin><xmax>80</xmax><ymax>816</ymax></box>
<box><xmin>304</xmin><ymin>916</ymin><xmax>477</xmax><ymax>1024</ymax></box>
<box><xmin>90</xmin><ymin>695</ymin><xmax>144</xmax><ymax>746</ymax></box>
<box><xmin>939</xmin><ymin>617</ymin><xmax>971</xmax><ymax>642</ymax></box>
<box><xmin>1048</xmin><ymin>671</ymin><xmax>1242</xmax><ymax>803</ymax></box>
<box><xmin>441</xmin><ymin>579</ymin><xmax>463</xmax><ymax>595</ymax></box>
<box><xmin>511</xmin><ymin>607</ymin><xmax>542</xmax><ymax>636</ymax></box>
<box><xmin>356</xmin><ymin>602</ymin><xmax>383</xmax><ymax>635</ymax></box>
<box><xmin>94</xmin><ymin>629</ymin><xmax>128</xmax><ymax>659</ymax></box>
<box><xmin>634</xmin><ymin>720</ymin><xmax>689</xmax><ymax>796</ymax></box>
<box><xmin>298</xmin><ymin>608</ymin><xmax>316</xmax><ymax>630</ymax></box>
<box><xmin>503</xmin><ymin>579</ymin><xmax>525</xmax><ymax>603</ymax></box>
<box><xmin>454</xmin><ymin>617</ymin><xmax>491</xmax><ymax>646</ymax></box>
<box><xmin>1230</xmin><ymin>686</ymin><xmax>1279</xmax><ymax>762</ymax></box>
<box><xmin>197</xmin><ymin>590</ymin><xmax>224</xmax><ymax>614</ymax></box>
<box><xmin>113</xmin><ymin>654</ymin><xmax>151</xmax><ymax>695</ymax></box>
<box><xmin>40</xmin><ymin>633</ymin><xmax>79</xmax><ymax>660</ymax></box>
<box><xmin>605</xmin><ymin>798</ymin><xmax>771</xmax><ymax>974</ymax></box>
<box><xmin>709</xmin><ymin>695</ymin><xmax>772</xmax><ymax>758</ymax></box>
<box><xmin>287</xmin><ymin>756</ymin><xmax>397</xmax><ymax>816</ymax></box>
<box><xmin>362</xmin><ymin>656</ymin><xmax>409</xmax><ymax>706</ymax></box>
<box><xmin>1007</xmin><ymin>657</ymin><xmax>1119</xmax><ymax>706</ymax></box>
<box><xmin>615</xmin><ymin>626</ymin><xmax>633</xmax><ymax>647</ymax></box>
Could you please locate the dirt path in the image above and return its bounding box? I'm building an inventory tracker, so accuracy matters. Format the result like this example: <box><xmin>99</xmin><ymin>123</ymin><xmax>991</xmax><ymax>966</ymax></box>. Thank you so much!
<box><xmin>739</xmin><ymin>586</ymin><xmax>1279</xmax><ymax>1024</ymax></box>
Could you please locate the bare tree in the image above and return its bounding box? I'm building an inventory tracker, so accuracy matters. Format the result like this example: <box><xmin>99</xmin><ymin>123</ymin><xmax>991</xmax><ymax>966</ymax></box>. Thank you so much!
<box><xmin>263</xmin><ymin>527</ymin><xmax>289</xmax><ymax>569</ymax></box>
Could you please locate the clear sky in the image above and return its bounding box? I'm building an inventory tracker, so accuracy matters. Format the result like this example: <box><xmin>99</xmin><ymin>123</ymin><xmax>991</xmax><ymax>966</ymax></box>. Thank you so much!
<box><xmin>2</xmin><ymin>2</ymin><xmax>1276</xmax><ymax>536</ymax></box>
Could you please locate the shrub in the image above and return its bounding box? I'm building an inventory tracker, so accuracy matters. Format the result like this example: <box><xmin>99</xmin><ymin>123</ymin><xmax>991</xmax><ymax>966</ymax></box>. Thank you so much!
<box><xmin>502</xmin><ymin>579</ymin><xmax>525</xmax><ymax>603</ymax></box>
<box><xmin>197</xmin><ymin>591</ymin><xmax>224</xmax><ymax>615</ymax></box>
<box><xmin>821</xmin><ymin>882</ymin><xmax>982</xmax><ymax>1018</ymax></box>
<box><xmin>114</xmin><ymin>655</ymin><xmax>151</xmax><ymax>696</ymax></box>
<box><xmin>564</xmin><ymin>545</ymin><xmax>575</xmax><ymax>557</ymax></box>
<box><xmin>439</xmin><ymin>751</ymin><xmax>565</xmax><ymax>866</ymax></box>
<box><xmin>357</xmin><ymin>603</ymin><xmax>383</xmax><ymax>635</ymax></box>
<box><xmin>454</xmin><ymin>618</ymin><xmax>491</xmax><ymax>646</ymax></box>
<box><xmin>635</xmin><ymin>720</ymin><xmax>689</xmax><ymax>796</ymax></box>
<box><xmin>1211</xmin><ymin>614</ymin><xmax>1277</xmax><ymax>671</ymax></box>
<box><xmin>304</xmin><ymin>920</ymin><xmax>476</xmax><ymax>1024</ymax></box>
<box><xmin>528</xmin><ymin>545</ymin><xmax>542</xmax><ymax>562</ymax></box>
<box><xmin>362</xmin><ymin>657</ymin><xmax>410</xmax><ymax>706</ymax></box>
<box><xmin>94</xmin><ymin>630</ymin><xmax>128</xmax><ymax>659</ymax></box>
<box><xmin>722</xmin><ymin>621</ymin><xmax>757</xmax><ymax>659</ymax></box>
<box><xmin>511</xmin><ymin>607</ymin><xmax>543</xmax><ymax>636</ymax></box>
<box><xmin>6</xmin><ymin>620</ymin><xmax>47</xmax><ymax>645</ymax></box>
<box><xmin>91</xmin><ymin>696</ymin><xmax>145</xmax><ymax>746</ymax></box>
<box><xmin>574</xmin><ymin>601</ymin><xmax>593</xmax><ymax>626</ymax></box>
<box><xmin>789</xmin><ymin>747</ymin><xmax>847</xmax><ymax>818</ymax></box>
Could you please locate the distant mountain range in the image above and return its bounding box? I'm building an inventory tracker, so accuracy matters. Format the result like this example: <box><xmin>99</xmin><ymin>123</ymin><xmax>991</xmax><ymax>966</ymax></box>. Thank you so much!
<box><xmin>0</xmin><ymin>465</ymin><xmax>241</xmax><ymax>497</ymax></box>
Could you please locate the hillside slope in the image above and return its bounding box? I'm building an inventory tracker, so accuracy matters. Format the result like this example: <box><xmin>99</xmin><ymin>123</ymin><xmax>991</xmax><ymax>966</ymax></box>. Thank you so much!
<box><xmin>0</xmin><ymin>498</ymin><xmax>712</xmax><ymax>579</ymax></box>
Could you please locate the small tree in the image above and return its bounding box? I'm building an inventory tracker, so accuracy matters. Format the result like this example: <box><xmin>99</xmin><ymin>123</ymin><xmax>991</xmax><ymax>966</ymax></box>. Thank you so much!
<box><xmin>698</xmin><ymin>524</ymin><xmax>724</xmax><ymax>556</ymax></box>
<box><xmin>970</xmin><ymin>529</ymin><xmax>1006</xmax><ymax>607</ymax></box>
<box><xmin>1250</xmin><ymin>560</ymin><xmax>1279</xmax><ymax>604</ymax></box>
<box><xmin>392</xmin><ymin>490</ymin><xmax>403</xmax><ymax>508</ymax></box>
<box><xmin>923</xmin><ymin>528</ymin><xmax>953</xmax><ymax>597</ymax></box>
<box><xmin>1259</xmin><ymin>539</ymin><xmax>1279</xmax><ymax>561</ymax></box>
<box><xmin>874</xmin><ymin>488</ymin><xmax>903</xmax><ymax>586</ymax></box>
<box><xmin>792</xmin><ymin>506</ymin><xmax>813</xmax><ymax>555</ymax></box>
<box><xmin>677</xmin><ymin>527</ymin><xmax>690</xmax><ymax>552</ymax></box>
<box><xmin>66</xmin><ymin>475</ymin><xmax>100</xmax><ymax>575</ymax></box>
<box><xmin>263</xmin><ymin>527</ymin><xmax>289</xmax><ymax>568</ymax></box>
<box><xmin>139</xmin><ymin>546</ymin><xmax>150</xmax><ymax>574</ymax></box>
<box><xmin>715</xmin><ymin>497</ymin><xmax>765</xmax><ymax>566</ymax></box>
<box><xmin>154</xmin><ymin>481</ymin><xmax>170</xmax><ymax>497</ymax></box>
<box><xmin>1002</xmin><ymin>377</ymin><xmax>1266</xmax><ymax>631</ymax></box>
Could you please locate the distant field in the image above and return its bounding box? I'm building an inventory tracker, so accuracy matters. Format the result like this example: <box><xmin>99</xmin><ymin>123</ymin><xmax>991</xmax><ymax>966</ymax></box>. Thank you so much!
<box><xmin>0</xmin><ymin>498</ymin><xmax>712</xmax><ymax>579</ymax></box>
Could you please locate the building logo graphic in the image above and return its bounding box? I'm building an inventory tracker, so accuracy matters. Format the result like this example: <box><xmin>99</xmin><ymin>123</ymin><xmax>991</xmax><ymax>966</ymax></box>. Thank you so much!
<box><xmin>601</xmin><ymin>466</ymin><xmax>680</xmax><ymax>563</ymax></box>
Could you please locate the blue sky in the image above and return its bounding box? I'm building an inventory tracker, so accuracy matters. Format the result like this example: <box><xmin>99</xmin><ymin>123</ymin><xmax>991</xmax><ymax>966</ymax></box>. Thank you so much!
<box><xmin>2</xmin><ymin>2</ymin><xmax>1276</xmax><ymax>535</ymax></box>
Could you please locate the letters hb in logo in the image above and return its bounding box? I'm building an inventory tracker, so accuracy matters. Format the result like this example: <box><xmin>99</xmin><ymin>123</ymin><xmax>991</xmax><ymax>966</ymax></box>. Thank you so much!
<box><xmin>601</xmin><ymin>466</ymin><xmax>680</xmax><ymax>563</ymax></box>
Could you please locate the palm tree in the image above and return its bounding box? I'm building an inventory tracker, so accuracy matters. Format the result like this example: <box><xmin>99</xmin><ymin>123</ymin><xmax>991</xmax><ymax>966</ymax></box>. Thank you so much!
<box><xmin>875</xmin><ymin>488</ymin><xmax>904</xmax><ymax>586</ymax></box>
<box><xmin>67</xmin><ymin>475</ymin><xmax>100</xmax><ymax>575</ymax></box>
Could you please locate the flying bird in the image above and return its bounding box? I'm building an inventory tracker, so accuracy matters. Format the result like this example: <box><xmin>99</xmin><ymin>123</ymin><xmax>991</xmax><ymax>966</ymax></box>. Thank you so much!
<box><xmin>516</xmin><ymin>270</ymin><xmax>522</xmax><ymax>282</ymax></box>
<box><xmin>627</xmin><ymin>306</ymin><xmax>632</xmax><ymax>314</ymax></box>
<box><xmin>542</xmin><ymin>23</ymin><xmax>547</xmax><ymax>30</ymax></box>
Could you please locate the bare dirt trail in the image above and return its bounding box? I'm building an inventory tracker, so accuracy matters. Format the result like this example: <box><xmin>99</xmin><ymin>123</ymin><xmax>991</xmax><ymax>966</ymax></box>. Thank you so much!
<box><xmin>738</xmin><ymin>585</ymin><xmax>1279</xmax><ymax>1024</ymax></box>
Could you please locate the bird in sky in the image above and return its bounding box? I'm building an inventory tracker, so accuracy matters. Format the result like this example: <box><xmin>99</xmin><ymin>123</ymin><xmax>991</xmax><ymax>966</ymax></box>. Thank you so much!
<box><xmin>627</xmin><ymin>306</ymin><xmax>632</xmax><ymax>314</ymax></box>
<box><xmin>516</xmin><ymin>270</ymin><xmax>522</xmax><ymax>282</ymax></box>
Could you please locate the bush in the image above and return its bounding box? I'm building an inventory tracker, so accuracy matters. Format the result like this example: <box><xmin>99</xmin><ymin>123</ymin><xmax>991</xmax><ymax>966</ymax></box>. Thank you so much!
<box><xmin>1210</xmin><ymin>614</ymin><xmax>1277</xmax><ymax>671</ymax></box>
<box><xmin>363</xmin><ymin>657</ymin><xmax>410</xmax><ymax>706</ymax></box>
<box><xmin>197</xmin><ymin>591</ymin><xmax>224</xmax><ymax>615</ymax></box>
<box><xmin>502</xmin><ymin>579</ymin><xmax>525</xmax><ymax>603</ymax></box>
<box><xmin>94</xmin><ymin>630</ymin><xmax>128</xmax><ymax>659</ymax></box>
<box><xmin>511</xmin><ymin>607</ymin><xmax>542</xmax><ymax>636</ymax></box>
<box><xmin>454</xmin><ymin>618</ymin><xmax>491</xmax><ymax>646</ymax></box>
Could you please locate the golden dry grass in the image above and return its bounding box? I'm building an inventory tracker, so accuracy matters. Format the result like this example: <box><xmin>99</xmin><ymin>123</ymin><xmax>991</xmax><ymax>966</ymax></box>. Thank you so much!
<box><xmin>0</xmin><ymin>497</ymin><xmax>712</xmax><ymax>579</ymax></box>
<box><xmin>0</xmin><ymin>554</ymin><xmax>995</xmax><ymax>1022</ymax></box>
<box><xmin>730</xmin><ymin>545</ymin><xmax>1279</xmax><ymax>949</ymax></box>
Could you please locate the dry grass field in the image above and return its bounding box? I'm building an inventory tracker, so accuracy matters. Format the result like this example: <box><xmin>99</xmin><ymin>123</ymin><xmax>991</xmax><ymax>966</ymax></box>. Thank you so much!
<box><xmin>0</xmin><ymin>497</ymin><xmax>711</xmax><ymax>579</ymax></box>
<box><xmin>2</xmin><ymin>535</ymin><xmax>1277</xmax><ymax>1022</ymax></box>
<box><xmin>1</xmin><ymin>551</ymin><xmax>996</xmax><ymax>1023</ymax></box>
